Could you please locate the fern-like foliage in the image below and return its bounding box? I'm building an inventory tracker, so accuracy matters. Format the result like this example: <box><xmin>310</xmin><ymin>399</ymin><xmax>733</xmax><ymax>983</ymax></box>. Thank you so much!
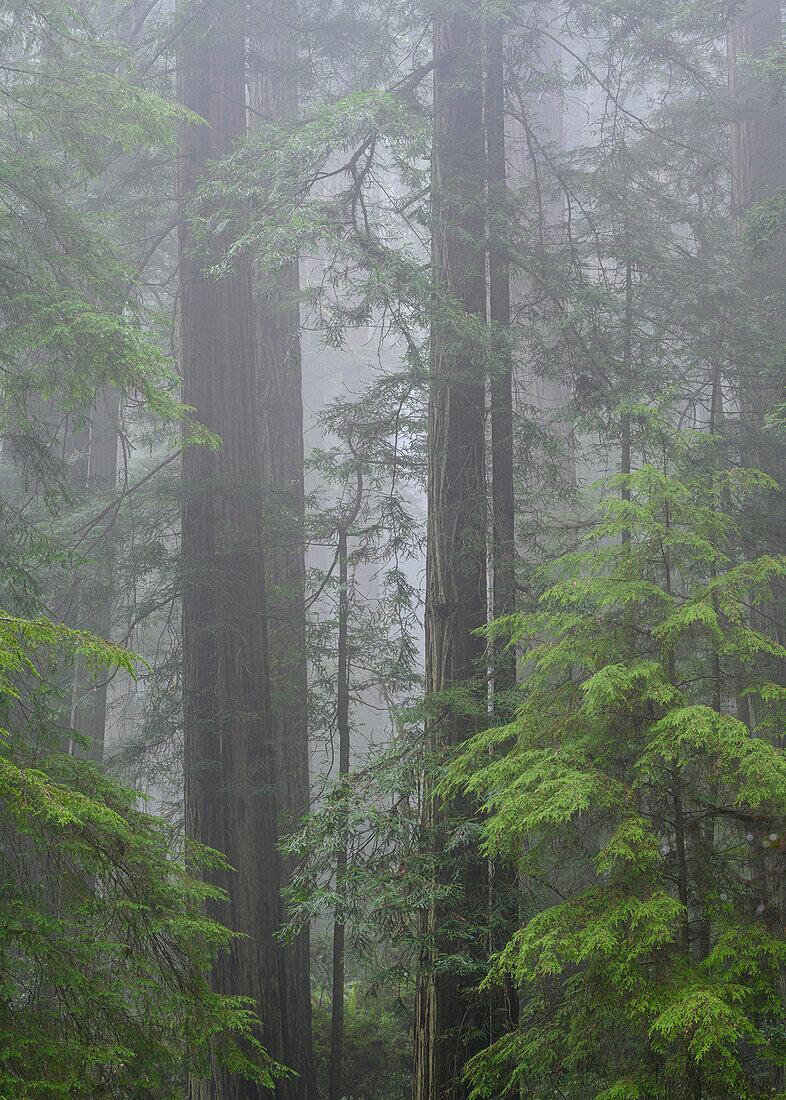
<box><xmin>0</xmin><ymin>616</ymin><xmax>280</xmax><ymax>1098</ymax></box>
<box><xmin>449</xmin><ymin>427</ymin><xmax>786</xmax><ymax>1099</ymax></box>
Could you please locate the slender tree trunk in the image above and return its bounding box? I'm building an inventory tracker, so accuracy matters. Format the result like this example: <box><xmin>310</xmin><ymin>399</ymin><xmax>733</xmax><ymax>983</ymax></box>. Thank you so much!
<box><xmin>485</xmin><ymin>15</ymin><xmax>520</xmax><ymax>1072</ymax></box>
<box><xmin>55</xmin><ymin>389</ymin><xmax>117</xmax><ymax>760</ymax></box>
<box><xmin>329</xmin><ymin>527</ymin><xmax>350</xmax><ymax>1100</ymax></box>
<box><xmin>72</xmin><ymin>0</ymin><xmax>150</xmax><ymax>763</ymax></box>
<box><xmin>249</xmin><ymin>8</ymin><xmax>316</xmax><ymax>1095</ymax></box>
<box><xmin>178</xmin><ymin>4</ymin><xmax>290</xmax><ymax>1096</ymax></box>
<box><xmin>506</xmin><ymin>1</ymin><xmax>574</xmax><ymax>485</ymax></box>
<box><xmin>621</xmin><ymin>255</ymin><xmax>632</xmax><ymax>557</ymax></box>
<box><xmin>487</xmin><ymin>19</ymin><xmax>515</xmax><ymax>702</ymax></box>
<box><xmin>413</xmin><ymin>5</ymin><xmax>487</xmax><ymax>1098</ymax></box>
<box><xmin>79</xmin><ymin>386</ymin><xmax>119</xmax><ymax>763</ymax></box>
<box><xmin>51</xmin><ymin>421</ymin><xmax>89</xmax><ymax>755</ymax></box>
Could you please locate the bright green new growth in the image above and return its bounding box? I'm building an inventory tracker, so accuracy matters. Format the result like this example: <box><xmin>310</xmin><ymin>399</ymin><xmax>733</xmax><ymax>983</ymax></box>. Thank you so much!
<box><xmin>0</xmin><ymin>617</ymin><xmax>279</xmax><ymax>1099</ymax></box>
<box><xmin>449</xmin><ymin>423</ymin><xmax>786</xmax><ymax>1099</ymax></box>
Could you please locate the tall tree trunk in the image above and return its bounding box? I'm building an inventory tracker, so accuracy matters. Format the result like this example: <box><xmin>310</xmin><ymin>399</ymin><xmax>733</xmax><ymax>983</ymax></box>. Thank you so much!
<box><xmin>248</xmin><ymin>8</ymin><xmax>316</xmax><ymax>1096</ymax></box>
<box><xmin>485</xmin><ymin>15</ymin><xmax>520</xmax><ymax>1073</ymax></box>
<box><xmin>487</xmin><ymin>19</ymin><xmax>515</xmax><ymax>703</ymax></box>
<box><xmin>178</xmin><ymin>4</ymin><xmax>290</xmax><ymax>1096</ymax></box>
<box><xmin>72</xmin><ymin>0</ymin><xmax>151</xmax><ymax>763</ymax></box>
<box><xmin>79</xmin><ymin>386</ymin><xmax>119</xmax><ymax>763</ymax></box>
<box><xmin>54</xmin><ymin>391</ymin><xmax>116</xmax><ymax>760</ymax></box>
<box><xmin>728</xmin><ymin>0</ymin><xmax>784</xmax><ymax>478</ymax></box>
<box><xmin>728</xmin><ymin>0</ymin><xmax>786</xmax><ymax>649</ymax></box>
<box><xmin>329</xmin><ymin>526</ymin><xmax>350</xmax><ymax>1100</ymax></box>
<box><xmin>621</xmin><ymin>255</ymin><xmax>632</xmax><ymax>547</ymax></box>
<box><xmin>729</xmin><ymin>0</ymin><xmax>784</xmax><ymax>220</ymax></box>
<box><xmin>507</xmin><ymin>1</ymin><xmax>574</xmax><ymax>484</ymax></box>
<box><xmin>413</xmin><ymin>5</ymin><xmax>487</xmax><ymax>1098</ymax></box>
<box><xmin>728</xmin><ymin>7</ymin><xmax>786</xmax><ymax>1088</ymax></box>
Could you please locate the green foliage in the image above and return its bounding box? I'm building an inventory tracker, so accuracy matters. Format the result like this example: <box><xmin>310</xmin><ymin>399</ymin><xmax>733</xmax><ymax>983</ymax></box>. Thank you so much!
<box><xmin>282</xmin><ymin>735</ymin><xmax>429</xmax><ymax>972</ymax></box>
<box><xmin>448</xmin><ymin>426</ymin><xmax>786</xmax><ymax>1098</ymax></box>
<box><xmin>0</xmin><ymin>616</ymin><xmax>279</xmax><ymax>1099</ymax></box>
<box><xmin>0</xmin><ymin>0</ymin><xmax>208</xmax><ymax>501</ymax></box>
<box><xmin>312</xmin><ymin>986</ymin><xmax>410</xmax><ymax>1100</ymax></box>
<box><xmin>744</xmin><ymin>189</ymin><xmax>786</xmax><ymax>258</ymax></box>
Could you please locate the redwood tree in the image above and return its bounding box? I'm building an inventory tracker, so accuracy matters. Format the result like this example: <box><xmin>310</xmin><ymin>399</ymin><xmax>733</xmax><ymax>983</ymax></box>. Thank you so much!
<box><xmin>729</xmin><ymin>0</ymin><xmax>784</xmax><ymax>218</ymax></box>
<box><xmin>249</xmin><ymin>6</ymin><xmax>316</xmax><ymax>1095</ymax></box>
<box><xmin>178</xmin><ymin>2</ymin><xmax>290</xmax><ymax>1096</ymax></box>
<box><xmin>413</xmin><ymin>3</ymin><xmax>488</xmax><ymax>1097</ymax></box>
<box><xmin>728</xmin><ymin>0</ymin><xmax>786</xmax><ymax>646</ymax></box>
<box><xmin>728</xmin><ymin>7</ymin><xmax>786</xmax><ymax>1057</ymax></box>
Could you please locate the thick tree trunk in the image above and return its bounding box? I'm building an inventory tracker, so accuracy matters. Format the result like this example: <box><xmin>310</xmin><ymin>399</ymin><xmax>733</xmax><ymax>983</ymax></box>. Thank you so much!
<box><xmin>728</xmin><ymin>9</ymin><xmax>786</xmax><ymax>1091</ymax></box>
<box><xmin>178</xmin><ymin>4</ymin><xmax>290</xmax><ymax>1097</ymax></box>
<box><xmin>248</xmin><ymin>9</ymin><xmax>316</xmax><ymax>1096</ymax></box>
<box><xmin>728</xmin><ymin>0</ymin><xmax>784</xmax><ymax>449</ymax></box>
<box><xmin>413</xmin><ymin>6</ymin><xmax>487</xmax><ymax>1099</ymax></box>
<box><xmin>729</xmin><ymin>0</ymin><xmax>784</xmax><ymax>219</ymax></box>
<box><xmin>728</xmin><ymin>0</ymin><xmax>786</xmax><ymax>639</ymax></box>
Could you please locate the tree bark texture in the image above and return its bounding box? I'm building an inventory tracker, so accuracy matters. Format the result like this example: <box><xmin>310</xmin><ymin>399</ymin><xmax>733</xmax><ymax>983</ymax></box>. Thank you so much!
<box><xmin>248</xmin><ymin>6</ymin><xmax>316</xmax><ymax>1095</ymax></box>
<box><xmin>178</xmin><ymin>4</ymin><xmax>291</xmax><ymax>1096</ymax></box>
<box><xmin>729</xmin><ymin>0</ymin><xmax>784</xmax><ymax>219</ymax></box>
<box><xmin>728</xmin><ymin>8</ymin><xmax>786</xmax><ymax>1085</ymax></box>
<box><xmin>728</xmin><ymin>0</ymin><xmax>786</xmax><ymax>633</ymax></box>
<box><xmin>413</xmin><ymin>6</ymin><xmax>488</xmax><ymax>1099</ymax></box>
<box><xmin>728</xmin><ymin>0</ymin><xmax>785</xmax><ymax>439</ymax></box>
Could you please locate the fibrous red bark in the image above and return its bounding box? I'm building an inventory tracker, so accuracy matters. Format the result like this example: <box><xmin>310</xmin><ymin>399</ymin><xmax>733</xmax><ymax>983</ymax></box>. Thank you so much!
<box><xmin>178</xmin><ymin>3</ymin><xmax>290</xmax><ymax>1095</ymax></box>
<box><xmin>413</xmin><ymin>6</ymin><xmax>488</xmax><ymax>1098</ymax></box>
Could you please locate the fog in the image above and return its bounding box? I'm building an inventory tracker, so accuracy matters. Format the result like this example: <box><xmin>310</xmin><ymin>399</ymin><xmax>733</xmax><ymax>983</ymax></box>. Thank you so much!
<box><xmin>1</xmin><ymin>2</ymin><xmax>784</xmax><ymax>1098</ymax></box>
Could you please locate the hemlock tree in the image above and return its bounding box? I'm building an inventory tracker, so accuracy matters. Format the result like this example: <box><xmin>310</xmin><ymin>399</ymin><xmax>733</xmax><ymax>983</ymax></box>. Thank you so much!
<box><xmin>450</xmin><ymin>420</ymin><xmax>786</xmax><ymax>1099</ymax></box>
<box><xmin>0</xmin><ymin>0</ymin><xmax>204</xmax><ymax>775</ymax></box>
<box><xmin>69</xmin><ymin>0</ymin><xmax>158</xmax><ymax>767</ymax></box>
<box><xmin>0</xmin><ymin>616</ymin><xmax>280</xmax><ymax>1099</ymax></box>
